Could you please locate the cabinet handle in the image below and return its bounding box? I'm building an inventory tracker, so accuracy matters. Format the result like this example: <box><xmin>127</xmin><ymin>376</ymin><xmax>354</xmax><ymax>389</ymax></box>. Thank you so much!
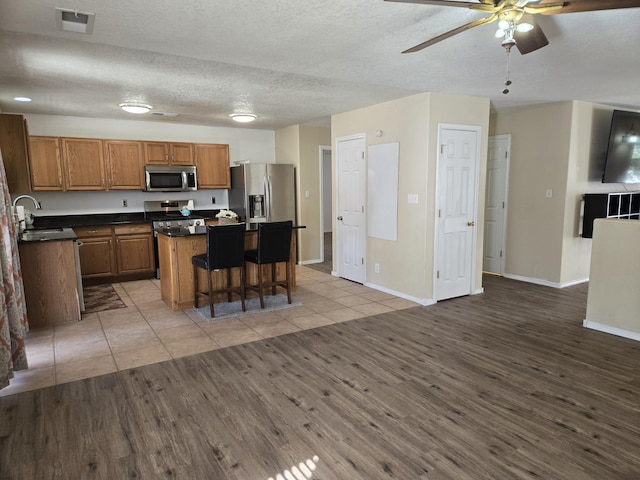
<box><xmin>58</xmin><ymin>176</ymin><xmax>62</xmax><ymax>186</ymax></box>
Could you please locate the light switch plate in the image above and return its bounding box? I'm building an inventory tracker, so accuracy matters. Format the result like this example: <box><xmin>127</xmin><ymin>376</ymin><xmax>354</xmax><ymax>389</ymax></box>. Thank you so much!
<box><xmin>408</xmin><ymin>194</ymin><xmax>419</xmax><ymax>204</ymax></box>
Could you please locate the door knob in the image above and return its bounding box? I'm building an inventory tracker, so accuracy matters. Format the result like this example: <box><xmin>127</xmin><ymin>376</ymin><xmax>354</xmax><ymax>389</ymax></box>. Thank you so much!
<box><xmin>337</xmin><ymin>216</ymin><xmax>343</xmax><ymax>221</ymax></box>
<box><xmin>467</xmin><ymin>221</ymin><xmax>475</xmax><ymax>227</ymax></box>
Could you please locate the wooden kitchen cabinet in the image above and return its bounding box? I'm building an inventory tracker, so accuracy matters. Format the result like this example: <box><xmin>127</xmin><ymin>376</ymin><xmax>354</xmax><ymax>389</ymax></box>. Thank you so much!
<box><xmin>62</xmin><ymin>138</ymin><xmax>106</xmax><ymax>190</ymax></box>
<box><xmin>28</xmin><ymin>136</ymin><xmax>64</xmax><ymax>190</ymax></box>
<box><xmin>143</xmin><ymin>141</ymin><xmax>194</xmax><ymax>166</ymax></box>
<box><xmin>0</xmin><ymin>113</ymin><xmax>31</xmax><ymax>194</ymax></box>
<box><xmin>104</xmin><ymin>140</ymin><xmax>144</xmax><ymax>189</ymax></box>
<box><xmin>114</xmin><ymin>224</ymin><xmax>154</xmax><ymax>274</ymax></box>
<box><xmin>195</xmin><ymin>143</ymin><xmax>230</xmax><ymax>188</ymax></box>
<box><xmin>74</xmin><ymin>226</ymin><xmax>116</xmax><ymax>278</ymax></box>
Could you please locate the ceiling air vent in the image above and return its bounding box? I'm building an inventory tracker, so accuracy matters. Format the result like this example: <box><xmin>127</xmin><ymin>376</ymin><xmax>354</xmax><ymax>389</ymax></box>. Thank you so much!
<box><xmin>55</xmin><ymin>8</ymin><xmax>95</xmax><ymax>34</ymax></box>
<box><xmin>152</xmin><ymin>112</ymin><xmax>179</xmax><ymax>117</ymax></box>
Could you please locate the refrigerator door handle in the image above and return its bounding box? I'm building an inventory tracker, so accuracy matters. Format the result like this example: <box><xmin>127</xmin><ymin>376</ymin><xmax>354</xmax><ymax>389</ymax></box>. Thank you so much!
<box><xmin>264</xmin><ymin>175</ymin><xmax>271</xmax><ymax>220</ymax></box>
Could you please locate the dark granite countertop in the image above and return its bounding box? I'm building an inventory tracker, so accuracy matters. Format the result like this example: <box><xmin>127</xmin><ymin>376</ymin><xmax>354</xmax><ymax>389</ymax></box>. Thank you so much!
<box><xmin>18</xmin><ymin>227</ymin><xmax>77</xmax><ymax>243</ymax></box>
<box><xmin>29</xmin><ymin>209</ymin><xmax>222</xmax><ymax>230</ymax></box>
<box><xmin>156</xmin><ymin>223</ymin><xmax>306</xmax><ymax>237</ymax></box>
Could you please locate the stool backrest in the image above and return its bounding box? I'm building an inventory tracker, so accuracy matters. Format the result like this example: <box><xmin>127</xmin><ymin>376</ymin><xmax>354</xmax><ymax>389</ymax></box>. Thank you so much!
<box><xmin>206</xmin><ymin>223</ymin><xmax>246</xmax><ymax>269</ymax></box>
<box><xmin>256</xmin><ymin>221</ymin><xmax>293</xmax><ymax>264</ymax></box>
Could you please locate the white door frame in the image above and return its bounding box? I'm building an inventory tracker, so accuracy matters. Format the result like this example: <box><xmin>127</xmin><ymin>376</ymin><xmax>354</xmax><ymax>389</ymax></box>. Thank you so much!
<box><xmin>319</xmin><ymin>144</ymin><xmax>331</xmax><ymax>263</ymax></box>
<box><xmin>433</xmin><ymin>123</ymin><xmax>482</xmax><ymax>301</ymax></box>
<box><xmin>335</xmin><ymin>133</ymin><xmax>367</xmax><ymax>283</ymax></box>
<box><xmin>484</xmin><ymin>134</ymin><xmax>511</xmax><ymax>275</ymax></box>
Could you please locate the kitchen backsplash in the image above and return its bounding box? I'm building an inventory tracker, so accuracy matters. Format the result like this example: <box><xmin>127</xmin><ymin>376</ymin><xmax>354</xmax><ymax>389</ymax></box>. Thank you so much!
<box><xmin>18</xmin><ymin>189</ymin><xmax>229</xmax><ymax>216</ymax></box>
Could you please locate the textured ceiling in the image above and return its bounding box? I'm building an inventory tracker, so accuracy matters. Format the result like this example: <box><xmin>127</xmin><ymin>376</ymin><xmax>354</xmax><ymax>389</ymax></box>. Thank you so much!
<box><xmin>1</xmin><ymin>0</ymin><xmax>639</xmax><ymax>130</ymax></box>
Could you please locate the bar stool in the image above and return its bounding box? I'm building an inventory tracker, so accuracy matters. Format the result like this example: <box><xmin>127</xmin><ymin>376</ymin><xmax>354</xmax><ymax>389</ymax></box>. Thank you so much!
<box><xmin>192</xmin><ymin>223</ymin><xmax>246</xmax><ymax>317</ymax></box>
<box><xmin>244</xmin><ymin>221</ymin><xmax>293</xmax><ymax>309</ymax></box>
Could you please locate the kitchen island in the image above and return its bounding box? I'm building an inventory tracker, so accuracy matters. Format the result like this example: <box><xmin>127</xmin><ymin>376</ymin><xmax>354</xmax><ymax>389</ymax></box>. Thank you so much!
<box><xmin>157</xmin><ymin>223</ymin><xmax>302</xmax><ymax>310</ymax></box>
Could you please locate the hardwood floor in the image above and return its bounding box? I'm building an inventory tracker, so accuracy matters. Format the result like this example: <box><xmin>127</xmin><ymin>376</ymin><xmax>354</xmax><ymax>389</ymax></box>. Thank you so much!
<box><xmin>2</xmin><ymin>275</ymin><xmax>640</xmax><ymax>479</ymax></box>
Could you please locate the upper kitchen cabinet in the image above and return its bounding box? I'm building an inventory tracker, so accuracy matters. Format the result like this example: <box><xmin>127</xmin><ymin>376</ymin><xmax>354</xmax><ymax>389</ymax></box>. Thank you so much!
<box><xmin>28</xmin><ymin>136</ymin><xmax>64</xmax><ymax>190</ymax></box>
<box><xmin>195</xmin><ymin>144</ymin><xmax>230</xmax><ymax>189</ymax></box>
<box><xmin>62</xmin><ymin>138</ymin><xmax>106</xmax><ymax>190</ymax></box>
<box><xmin>104</xmin><ymin>140</ymin><xmax>144</xmax><ymax>190</ymax></box>
<box><xmin>144</xmin><ymin>142</ymin><xmax>194</xmax><ymax>166</ymax></box>
<box><xmin>0</xmin><ymin>113</ymin><xmax>31</xmax><ymax>194</ymax></box>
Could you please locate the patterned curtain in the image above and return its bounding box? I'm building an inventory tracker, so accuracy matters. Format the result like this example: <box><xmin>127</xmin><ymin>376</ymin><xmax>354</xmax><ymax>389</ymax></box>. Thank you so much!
<box><xmin>0</xmin><ymin>151</ymin><xmax>29</xmax><ymax>390</ymax></box>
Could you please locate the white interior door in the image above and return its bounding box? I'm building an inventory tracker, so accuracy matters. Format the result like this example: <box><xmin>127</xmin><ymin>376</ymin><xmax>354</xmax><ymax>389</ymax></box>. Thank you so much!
<box><xmin>336</xmin><ymin>135</ymin><xmax>366</xmax><ymax>284</ymax></box>
<box><xmin>436</xmin><ymin>125</ymin><xmax>480</xmax><ymax>301</ymax></box>
<box><xmin>483</xmin><ymin>134</ymin><xmax>510</xmax><ymax>275</ymax></box>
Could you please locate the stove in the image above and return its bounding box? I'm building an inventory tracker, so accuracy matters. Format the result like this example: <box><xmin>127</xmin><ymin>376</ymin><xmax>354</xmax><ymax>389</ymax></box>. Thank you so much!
<box><xmin>145</xmin><ymin>200</ymin><xmax>206</xmax><ymax>278</ymax></box>
<box><xmin>144</xmin><ymin>200</ymin><xmax>206</xmax><ymax>233</ymax></box>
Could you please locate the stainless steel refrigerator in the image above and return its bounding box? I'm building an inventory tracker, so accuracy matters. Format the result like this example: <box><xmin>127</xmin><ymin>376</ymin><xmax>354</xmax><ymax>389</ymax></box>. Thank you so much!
<box><xmin>229</xmin><ymin>163</ymin><xmax>296</xmax><ymax>226</ymax></box>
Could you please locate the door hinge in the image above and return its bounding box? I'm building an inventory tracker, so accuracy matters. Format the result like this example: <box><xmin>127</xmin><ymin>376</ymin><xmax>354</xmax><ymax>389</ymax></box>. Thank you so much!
<box><xmin>438</xmin><ymin>209</ymin><xmax>441</xmax><ymax>218</ymax></box>
<box><xmin>440</xmin><ymin>144</ymin><xmax>445</xmax><ymax>154</ymax></box>
<box><xmin>505</xmin><ymin>151</ymin><xmax>508</xmax><ymax>159</ymax></box>
<box><xmin>502</xmin><ymin>201</ymin><xmax>505</xmax><ymax>208</ymax></box>
<box><xmin>500</xmin><ymin>250</ymin><xmax>503</xmax><ymax>258</ymax></box>
<box><xmin>362</xmin><ymin>152</ymin><xmax>364</xmax><ymax>159</ymax></box>
<box><xmin>362</xmin><ymin>205</ymin><xmax>364</xmax><ymax>213</ymax></box>
<box><xmin>361</xmin><ymin>257</ymin><xmax>364</xmax><ymax>265</ymax></box>
<box><xmin>437</xmin><ymin>270</ymin><xmax>440</xmax><ymax>279</ymax></box>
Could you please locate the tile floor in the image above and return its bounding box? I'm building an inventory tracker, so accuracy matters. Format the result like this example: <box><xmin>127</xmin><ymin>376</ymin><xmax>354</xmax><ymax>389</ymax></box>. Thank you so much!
<box><xmin>1</xmin><ymin>265</ymin><xmax>419</xmax><ymax>397</ymax></box>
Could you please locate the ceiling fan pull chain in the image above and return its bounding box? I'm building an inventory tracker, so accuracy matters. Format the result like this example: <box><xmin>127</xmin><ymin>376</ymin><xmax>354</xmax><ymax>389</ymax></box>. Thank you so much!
<box><xmin>503</xmin><ymin>48</ymin><xmax>512</xmax><ymax>95</ymax></box>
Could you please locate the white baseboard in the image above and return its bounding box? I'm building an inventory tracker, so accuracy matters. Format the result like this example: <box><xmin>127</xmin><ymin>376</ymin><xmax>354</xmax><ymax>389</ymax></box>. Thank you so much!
<box><xmin>583</xmin><ymin>320</ymin><xmax>640</xmax><ymax>342</ymax></box>
<box><xmin>299</xmin><ymin>259</ymin><xmax>323</xmax><ymax>265</ymax></box>
<box><xmin>503</xmin><ymin>273</ymin><xmax>589</xmax><ymax>289</ymax></box>
<box><xmin>364</xmin><ymin>281</ymin><xmax>435</xmax><ymax>306</ymax></box>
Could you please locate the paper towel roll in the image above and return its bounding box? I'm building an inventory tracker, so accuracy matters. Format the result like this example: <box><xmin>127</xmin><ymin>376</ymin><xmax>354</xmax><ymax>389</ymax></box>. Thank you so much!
<box><xmin>187</xmin><ymin>200</ymin><xmax>194</xmax><ymax>210</ymax></box>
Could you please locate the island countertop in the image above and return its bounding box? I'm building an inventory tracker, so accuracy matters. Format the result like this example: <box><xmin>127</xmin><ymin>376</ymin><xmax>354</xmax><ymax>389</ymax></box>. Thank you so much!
<box><xmin>155</xmin><ymin>223</ymin><xmax>306</xmax><ymax>237</ymax></box>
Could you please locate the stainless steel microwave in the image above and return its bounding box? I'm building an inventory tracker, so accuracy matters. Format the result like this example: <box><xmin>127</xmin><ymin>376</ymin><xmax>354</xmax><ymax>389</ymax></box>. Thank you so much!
<box><xmin>145</xmin><ymin>165</ymin><xmax>197</xmax><ymax>192</ymax></box>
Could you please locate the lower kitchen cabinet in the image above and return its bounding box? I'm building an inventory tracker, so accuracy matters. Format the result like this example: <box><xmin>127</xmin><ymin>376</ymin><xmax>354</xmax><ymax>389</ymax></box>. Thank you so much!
<box><xmin>74</xmin><ymin>226</ymin><xmax>116</xmax><ymax>278</ymax></box>
<box><xmin>75</xmin><ymin>223</ymin><xmax>154</xmax><ymax>281</ymax></box>
<box><xmin>19</xmin><ymin>239</ymin><xmax>81</xmax><ymax>326</ymax></box>
<box><xmin>114</xmin><ymin>224</ymin><xmax>154</xmax><ymax>274</ymax></box>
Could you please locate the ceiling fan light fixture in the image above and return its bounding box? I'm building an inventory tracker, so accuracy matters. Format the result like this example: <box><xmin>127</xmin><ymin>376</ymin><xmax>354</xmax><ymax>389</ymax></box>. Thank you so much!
<box><xmin>495</xmin><ymin>28</ymin><xmax>506</xmax><ymax>38</ymax></box>
<box><xmin>516</xmin><ymin>22</ymin><xmax>534</xmax><ymax>33</ymax></box>
<box><xmin>498</xmin><ymin>19</ymin><xmax>510</xmax><ymax>30</ymax></box>
<box><xmin>119</xmin><ymin>103</ymin><xmax>153</xmax><ymax>114</ymax></box>
<box><xmin>230</xmin><ymin>113</ymin><xmax>257</xmax><ymax>123</ymax></box>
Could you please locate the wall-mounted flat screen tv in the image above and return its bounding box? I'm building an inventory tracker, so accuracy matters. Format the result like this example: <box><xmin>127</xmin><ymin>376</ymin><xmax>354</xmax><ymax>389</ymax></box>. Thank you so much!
<box><xmin>602</xmin><ymin>109</ymin><xmax>640</xmax><ymax>184</ymax></box>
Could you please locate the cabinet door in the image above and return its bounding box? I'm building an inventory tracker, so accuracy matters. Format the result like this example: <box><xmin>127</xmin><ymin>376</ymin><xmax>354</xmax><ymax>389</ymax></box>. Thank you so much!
<box><xmin>116</xmin><ymin>233</ymin><xmax>154</xmax><ymax>274</ymax></box>
<box><xmin>144</xmin><ymin>142</ymin><xmax>170</xmax><ymax>165</ymax></box>
<box><xmin>0</xmin><ymin>114</ymin><xmax>31</xmax><ymax>194</ymax></box>
<box><xmin>105</xmin><ymin>140</ymin><xmax>144</xmax><ymax>190</ymax></box>
<box><xmin>77</xmin><ymin>236</ymin><xmax>116</xmax><ymax>277</ymax></box>
<box><xmin>28</xmin><ymin>136</ymin><xmax>64</xmax><ymax>190</ymax></box>
<box><xmin>62</xmin><ymin>138</ymin><xmax>106</xmax><ymax>190</ymax></box>
<box><xmin>195</xmin><ymin>144</ymin><xmax>230</xmax><ymax>189</ymax></box>
<box><xmin>170</xmin><ymin>143</ymin><xmax>194</xmax><ymax>165</ymax></box>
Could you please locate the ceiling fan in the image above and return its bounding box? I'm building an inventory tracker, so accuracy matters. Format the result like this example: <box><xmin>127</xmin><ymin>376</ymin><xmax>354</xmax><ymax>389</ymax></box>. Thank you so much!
<box><xmin>387</xmin><ymin>0</ymin><xmax>640</xmax><ymax>55</ymax></box>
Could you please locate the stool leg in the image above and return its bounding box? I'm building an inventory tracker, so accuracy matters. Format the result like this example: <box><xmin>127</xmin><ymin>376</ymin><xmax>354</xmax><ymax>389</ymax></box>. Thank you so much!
<box><xmin>193</xmin><ymin>264</ymin><xmax>199</xmax><ymax>308</ymax></box>
<box><xmin>208</xmin><ymin>270</ymin><xmax>215</xmax><ymax>318</ymax></box>
<box><xmin>258</xmin><ymin>264</ymin><xmax>265</xmax><ymax>309</ymax></box>
<box><xmin>271</xmin><ymin>263</ymin><xmax>277</xmax><ymax>296</ymax></box>
<box><xmin>285</xmin><ymin>260</ymin><xmax>292</xmax><ymax>304</ymax></box>
<box><xmin>239</xmin><ymin>265</ymin><xmax>246</xmax><ymax>312</ymax></box>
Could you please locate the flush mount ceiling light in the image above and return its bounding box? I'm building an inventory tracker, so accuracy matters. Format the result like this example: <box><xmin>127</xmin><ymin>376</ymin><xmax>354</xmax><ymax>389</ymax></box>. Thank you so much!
<box><xmin>119</xmin><ymin>103</ymin><xmax>153</xmax><ymax>114</ymax></box>
<box><xmin>230</xmin><ymin>113</ymin><xmax>257</xmax><ymax>123</ymax></box>
<box><xmin>55</xmin><ymin>7</ymin><xmax>96</xmax><ymax>34</ymax></box>
<box><xmin>14</xmin><ymin>96</ymin><xmax>32</xmax><ymax>102</ymax></box>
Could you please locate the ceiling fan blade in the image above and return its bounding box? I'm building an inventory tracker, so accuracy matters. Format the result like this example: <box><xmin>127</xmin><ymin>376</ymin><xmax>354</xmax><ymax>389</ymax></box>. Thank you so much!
<box><xmin>402</xmin><ymin>13</ymin><xmax>499</xmax><ymax>53</ymax></box>
<box><xmin>536</xmin><ymin>0</ymin><xmax>640</xmax><ymax>14</ymax></box>
<box><xmin>384</xmin><ymin>0</ymin><xmax>496</xmax><ymax>8</ymax></box>
<box><xmin>514</xmin><ymin>15</ymin><xmax>549</xmax><ymax>54</ymax></box>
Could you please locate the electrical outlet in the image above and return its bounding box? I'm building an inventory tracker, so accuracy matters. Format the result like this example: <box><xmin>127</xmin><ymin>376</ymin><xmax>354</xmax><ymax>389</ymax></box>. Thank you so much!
<box><xmin>122</xmin><ymin>199</ymin><xmax>127</xmax><ymax>207</ymax></box>
<box><xmin>212</xmin><ymin>196</ymin><xmax>216</xmax><ymax>204</ymax></box>
<box><xmin>374</xmin><ymin>263</ymin><xmax>380</xmax><ymax>273</ymax></box>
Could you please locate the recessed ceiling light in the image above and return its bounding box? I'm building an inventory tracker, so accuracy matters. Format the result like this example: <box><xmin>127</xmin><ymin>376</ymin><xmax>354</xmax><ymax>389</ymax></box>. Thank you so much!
<box><xmin>230</xmin><ymin>113</ymin><xmax>257</xmax><ymax>123</ymax></box>
<box><xmin>119</xmin><ymin>103</ymin><xmax>153</xmax><ymax>114</ymax></box>
<box><xmin>14</xmin><ymin>96</ymin><xmax>32</xmax><ymax>102</ymax></box>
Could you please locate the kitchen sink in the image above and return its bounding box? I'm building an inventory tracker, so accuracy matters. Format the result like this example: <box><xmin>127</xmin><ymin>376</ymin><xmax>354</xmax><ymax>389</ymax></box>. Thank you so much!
<box><xmin>20</xmin><ymin>228</ymin><xmax>76</xmax><ymax>242</ymax></box>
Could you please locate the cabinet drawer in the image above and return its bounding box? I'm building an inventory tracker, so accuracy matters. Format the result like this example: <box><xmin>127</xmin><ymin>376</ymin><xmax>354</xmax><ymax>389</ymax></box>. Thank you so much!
<box><xmin>74</xmin><ymin>225</ymin><xmax>112</xmax><ymax>237</ymax></box>
<box><xmin>114</xmin><ymin>223</ymin><xmax>152</xmax><ymax>235</ymax></box>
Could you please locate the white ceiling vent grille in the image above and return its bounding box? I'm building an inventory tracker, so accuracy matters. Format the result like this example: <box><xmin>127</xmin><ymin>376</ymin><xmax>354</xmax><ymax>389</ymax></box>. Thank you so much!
<box><xmin>55</xmin><ymin>8</ymin><xmax>95</xmax><ymax>34</ymax></box>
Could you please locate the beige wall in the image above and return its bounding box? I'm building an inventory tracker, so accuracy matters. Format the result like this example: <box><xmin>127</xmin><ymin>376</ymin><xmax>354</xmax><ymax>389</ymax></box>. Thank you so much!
<box><xmin>491</xmin><ymin>101</ymin><xmax>636</xmax><ymax>286</ymax></box>
<box><xmin>332</xmin><ymin>92</ymin><xmax>489</xmax><ymax>303</ymax></box>
<box><xmin>585</xmin><ymin>219</ymin><xmax>640</xmax><ymax>340</ymax></box>
<box><xmin>274</xmin><ymin>124</ymin><xmax>330</xmax><ymax>263</ymax></box>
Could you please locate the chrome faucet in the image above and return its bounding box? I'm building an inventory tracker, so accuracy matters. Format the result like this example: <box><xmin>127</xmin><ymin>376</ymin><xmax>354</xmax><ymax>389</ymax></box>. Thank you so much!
<box><xmin>12</xmin><ymin>194</ymin><xmax>41</xmax><ymax>209</ymax></box>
